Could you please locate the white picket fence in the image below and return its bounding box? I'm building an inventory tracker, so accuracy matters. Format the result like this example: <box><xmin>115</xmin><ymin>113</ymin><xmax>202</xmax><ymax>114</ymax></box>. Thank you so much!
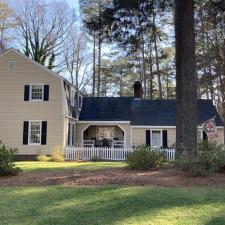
<box><xmin>64</xmin><ymin>147</ymin><xmax>176</xmax><ymax>161</ymax></box>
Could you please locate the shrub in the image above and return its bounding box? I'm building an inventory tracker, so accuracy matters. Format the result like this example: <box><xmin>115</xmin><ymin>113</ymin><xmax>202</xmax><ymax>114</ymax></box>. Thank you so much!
<box><xmin>126</xmin><ymin>146</ymin><xmax>165</xmax><ymax>170</ymax></box>
<box><xmin>198</xmin><ymin>141</ymin><xmax>225</xmax><ymax>173</ymax></box>
<box><xmin>36</xmin><ymin>155</ymin><xmax>51</xmax><ymax>162</ymax></box>
<box><xmin>50</xmin><ymin>145</ymin><xmax>64</xmax><ymax>162</ymax></box>
<box><xmin>176</xmin><ymin>141</ymin><xmax>225</xmax><ymax>176</ymax></box>
<box><xmin>176</xmin><ymin>151</ymin><xmax>207</xmax><ymax>177</ymax></box>
<box><xmin>0</xmin><ymin>143</ymin><xmax>21</xmax><ymax>176</ymax></box>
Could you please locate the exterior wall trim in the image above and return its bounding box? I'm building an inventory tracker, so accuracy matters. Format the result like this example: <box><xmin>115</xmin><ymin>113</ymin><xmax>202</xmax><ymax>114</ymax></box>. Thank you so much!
<box><xmin>66</xmin><ymin>115</ymin><xmax>78</xmax><ymax>121</ymax></box>
<box><xmin>131</xmin><ymin>126</ymin><xmax>176</xmax><ymax>128</ymax></box>
<box><xmin>131</xmin><ymin>125</ymin><xmax>224</xmax><ymax>128</ymax></box>
<box><xmin>78</xmin><ymin>121</ymin><xmax>130</xmax><ymax>124</ymax></box>
<box><xmin>80</xmin><ymin>123</ymin><xmax>127</xmax><ymax>147</ymax></box>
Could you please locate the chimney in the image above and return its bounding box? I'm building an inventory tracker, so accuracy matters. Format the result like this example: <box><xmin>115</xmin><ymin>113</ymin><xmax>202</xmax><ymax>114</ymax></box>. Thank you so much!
<box><xmin>133</xmin><ymin>81</ymin><xmax>142</xmax><ymax>99</ymax></box>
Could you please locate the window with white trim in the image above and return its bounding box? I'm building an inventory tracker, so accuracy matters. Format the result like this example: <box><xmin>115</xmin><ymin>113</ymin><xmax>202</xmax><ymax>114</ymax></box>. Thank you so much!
<box><xmin>197</xmin><ymin>129</ymin><xmax>203</xmax><ymax>142</ymax></box>
<box><xmin>151</xmin><ymin>130</ymin><xmax>162</xmax><ymax>148</ymax></box>
<box><xmin>8</xmin><ymin>61</ymin><xmax>16</xmax><ymax>70</ymax></box>
<box><xmin>97</xmin><ymin>126</ymin><xmax>115</xmax><ymax>140</ymax></box>
<box><xmin>67</xmin><ymin>122</ymin><xmax>75</xmax><ymax>146</ymax></box>
<box><xmin>71</xmin><ymin>89</ymin><xmax>75</xmax><ymax>106</ymax></box>
<box><xmin>78</xmin><ymin>95</ymin><xmax>83</xmax><ymax>109</ymax></box>
<box><xmin>29</xmin><ymin>121</ymin><xmax>41</xmax><ymax>144</ymax></box>
<box><xmin>30</xmin><ymin>85</ymin><xmax>44</xmax><ymax>101</ymax></box>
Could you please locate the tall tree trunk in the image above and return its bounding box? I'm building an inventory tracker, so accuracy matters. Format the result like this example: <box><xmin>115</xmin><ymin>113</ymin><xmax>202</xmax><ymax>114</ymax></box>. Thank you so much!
<box><xmin>92</xmin><ymin>30</ymin><xmax>96</xmax><ymax>97</ymax></box>
<box><xmin>153</xmin><ymin>7</ymin><xmax>162</xmax><ymax>99</ymax></box>
<box><xmin>175</xmin><ymin>0</ymin><xmax>197</xmax><ymax>154</ymax></box>
<box><xmin>141</xmin><ymin>31</ymin><xmax>147</xmax><ymax>98</ymax></box>
<box><xmin>97</xmin><ymin>38</ymin><xmax>101</xmax><ymax>97</ymax></box>
<box><xmin>206</xmin><ymin>32</ymin><xmax>213</xmax><ymax>100</ymax></box>
<box><xmin>166</xmin><ymin>65</ymin><xmax>169</xmax><ymax>99</ymax></box>
<box><xmin>224</xmin><ymin>119</ymin><xmax>225</xmax><ymax>145</ymax></box>
<box><xmin>199</xmin><ymin>7</ymin><xmax>209</xmax><ymax>99</ymax></box>
<box><xmin>119</xmin><ymin>77</ymin><xmax>122</xmax><ymax>97</ymax></box>
<box><xmin>0</xmin><ymin>23</ymin><xmax>5</xmax><ymax>52</ymax></box>
<box><xmin>97</xmin><ymin>3</ymin><xmax>102</xmax><ymax>97</ymax></box>
<box><xmin>149</xmin><ymin>39</ymin><xmax>154</xmax><ymax>100</ymax></box>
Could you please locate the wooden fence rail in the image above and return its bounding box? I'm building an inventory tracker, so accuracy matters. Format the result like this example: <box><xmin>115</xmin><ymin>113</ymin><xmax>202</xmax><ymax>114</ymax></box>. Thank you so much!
<box><xmin>64</xmin><ymin>147</ymin><xmax>176</xmax><ymax>161</ymax></box>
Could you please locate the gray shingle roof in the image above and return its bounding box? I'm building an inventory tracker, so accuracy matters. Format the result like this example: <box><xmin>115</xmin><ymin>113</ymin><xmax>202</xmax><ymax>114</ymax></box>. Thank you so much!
<box><xmin>79</xmin><ymin>97</ymin><xmax>224</xmax><ymax>126</ymax></box>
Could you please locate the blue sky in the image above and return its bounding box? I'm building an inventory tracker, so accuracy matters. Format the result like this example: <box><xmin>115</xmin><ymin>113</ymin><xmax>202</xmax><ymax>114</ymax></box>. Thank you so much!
<box><xmin>66</xmin><ymin>0</ymin><xmax>79</xmax><ymax>9</ymax></box>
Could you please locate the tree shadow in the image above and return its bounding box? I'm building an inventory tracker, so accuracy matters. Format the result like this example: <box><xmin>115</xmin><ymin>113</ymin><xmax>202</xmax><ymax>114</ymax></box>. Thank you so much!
<box><xmin>1</xmin><ymin>186</ymin><xmax>225</xmax><ymax>225</ymax></box>
<box><xmin>205</xmin><ymin>212</ymin><xmax>225</xmax><ymax>225</ymax></box>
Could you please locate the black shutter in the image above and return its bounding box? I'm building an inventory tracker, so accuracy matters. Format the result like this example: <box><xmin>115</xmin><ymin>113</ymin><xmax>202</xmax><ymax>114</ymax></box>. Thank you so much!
<box><xmin>44</xmin><ymin>85</ymin><xmax>49</xmax><ymax>101</ymax></box>
<box><xmin>67</xmin><ymin>123</ymin><xmax>71</xmax><ymax>145</ymax></box>
<box><xmin>41</xmin><ymin>121</ymin><xmax>47</xmax><ymax>145</ymax></box>
<box><xmin>24</xmin><ymin>85</ymin><xmax>30</xmax><ymax>101</ymax></box>
<box><xmin>146</xmin><ymin>130</ymin><xmax>151</xmax><ymax>146</ymax></box>
<box><xmin>162</xmin><ymin>130</ymin><xmax>168</xmax><ymax>148</ymax></box>
<box><xmin>23</xmin><ymin>121</ymin><xmax>29</xmax><ymax>145</ymax></box>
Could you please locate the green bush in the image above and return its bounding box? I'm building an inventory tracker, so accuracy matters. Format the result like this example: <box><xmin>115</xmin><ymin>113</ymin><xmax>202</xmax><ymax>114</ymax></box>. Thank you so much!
<box><xmin>0</xmin><ymin>143</ymin><xmax>21</xmax><ymax>176</ymax></box>
<box><xmin>36</xmin><ymin>155</ymin><xmax>51</xmax><ymax>162</ymax></box>
<box><xmin>50</xmin><ymin>145</ymin><xmax>64</xmax><ymax>162</ymax></box>
<box><xmin>176</xmin><ymin>141</ymin><xmax>225</xmax><ymax>176</ymax></box>
<box><xmin>126</xmin><ymin>146</ymin><xmax>165</xmax><ymax>170</ymax></box>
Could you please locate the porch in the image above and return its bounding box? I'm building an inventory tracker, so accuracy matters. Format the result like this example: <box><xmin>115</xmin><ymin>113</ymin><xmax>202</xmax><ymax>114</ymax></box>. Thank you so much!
<box><xmin>82</xmin><ymin>125</ymin><xmax>125</xmax><ymax>148</ymax></box>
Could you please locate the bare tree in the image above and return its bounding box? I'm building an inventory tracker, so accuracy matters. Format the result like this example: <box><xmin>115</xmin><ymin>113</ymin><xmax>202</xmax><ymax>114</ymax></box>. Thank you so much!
<box><xmin>64</xmin><ymin>31</ymin><xmax>90</xmax><ymax>92</ymax></box>
<box><xmin>0</xmin><ymin>0</ymin><xmax>17</xmax><ymax>51</ymax></box>
<box><xmin>10</xmin><ymin>0</ymin><xmax>76</xmax><ymax>69</ymax></box>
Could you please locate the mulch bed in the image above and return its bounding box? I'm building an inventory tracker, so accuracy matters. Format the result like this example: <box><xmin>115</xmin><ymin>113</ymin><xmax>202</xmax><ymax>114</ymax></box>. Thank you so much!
<box><xmin>1</xmin><ymin>168</ymin><xmax>225</xmax><ymax>187</ymax></box>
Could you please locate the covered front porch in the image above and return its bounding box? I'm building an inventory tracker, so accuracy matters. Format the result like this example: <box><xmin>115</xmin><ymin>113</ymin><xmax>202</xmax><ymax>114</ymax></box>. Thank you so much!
<box><xmin>82</xmin><ymin>125</ymin><xmax>125</xmax><ymax>148</ymax></box>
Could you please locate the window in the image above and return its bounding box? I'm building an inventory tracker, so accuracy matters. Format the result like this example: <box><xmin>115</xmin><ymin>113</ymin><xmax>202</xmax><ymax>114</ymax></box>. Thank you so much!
<box><xmin>71</xmin><ymin>89</ymin><xmax>75</xmax><ymax>106</ymax></box>
<box><xmin>68</xmin><ymin>122</ymin><xmax>75</xmax><ymax>146</ymax></box>
<box><xmin>151</xmin><ymin>130</ymin><xmax>162</xmax><ymax>148</ymax></box>
<box><xmin>29</xmin><ymin>121</ymin><xmax>41</xmax><ymax>145</ymax></box>
<box><xmin>8</xmin><ymin>61</ymin><xmax>16</xmax><ymax>70</ymax></box>
<box><xmin>78</xmin><ymin>95</ymin><xmax>83</xmax><ymax>109</ymax></box>
<box><xmin>197</xmin><ymin>129</ymin><xmax>203</xmax><ymax>142</ymax></box>
<box><xmin>30</xmin><ymin>85</ymin><xmax>44</xmax><ymax>101</ymax></box>
<box><xmin>97</xmin><ymin>126</ymin><xmax>115</xmax><ymax>140</ymax></box>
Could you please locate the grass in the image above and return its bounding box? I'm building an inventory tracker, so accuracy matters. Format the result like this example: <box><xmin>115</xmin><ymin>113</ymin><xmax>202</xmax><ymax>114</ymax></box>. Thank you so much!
<box><xmin>4</xmin><ymin>162</ymin><xmax>225</xmax><ymax>224</ymax></box>
<box><xmin>15</xmin><ymin>161</ymin><xmax>126</xmax><ymax>172</ymax></box>
<box><xmin>0</xmin><ymin>186</ymin><xmax>225</xmax><ymax>225</ymax></box>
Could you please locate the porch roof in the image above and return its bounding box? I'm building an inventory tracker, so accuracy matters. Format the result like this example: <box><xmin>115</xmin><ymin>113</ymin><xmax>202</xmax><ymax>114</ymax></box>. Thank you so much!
<box><xmin>79</xmin><ymin>98</ymin><xmax>224</xmax><ymax>127</ymax></box>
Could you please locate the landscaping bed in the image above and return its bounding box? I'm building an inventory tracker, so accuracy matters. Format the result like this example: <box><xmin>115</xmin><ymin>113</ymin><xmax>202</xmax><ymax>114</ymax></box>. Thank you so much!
<box><xmin>1</xmin><ymin>162</ymin><xmax>225</xmax><ymax>187</ymax></box>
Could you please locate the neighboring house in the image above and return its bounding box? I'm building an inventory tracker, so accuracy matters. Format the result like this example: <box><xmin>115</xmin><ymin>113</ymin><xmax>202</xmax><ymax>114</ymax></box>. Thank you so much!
<box><xmin>0</xmin><ymin>49</ymin><xmax>224</xmax><ymax>158</ymax></box>
<box><xmin>0</xmin><ymin>48</ymin><xmax>82</xmax><ymax>159</ymax></box>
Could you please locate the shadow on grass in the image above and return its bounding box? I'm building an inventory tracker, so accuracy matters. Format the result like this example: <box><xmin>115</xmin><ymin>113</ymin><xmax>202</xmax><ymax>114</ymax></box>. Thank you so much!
<box><xmin>205</xmin><ymin>213</ymin><xmax>225</xmax><ymax>225</ymax></box>
<box><xmin>1</xmin><ymin>186</ymin><xmax>225</xmax><ymax>225</ymax></box>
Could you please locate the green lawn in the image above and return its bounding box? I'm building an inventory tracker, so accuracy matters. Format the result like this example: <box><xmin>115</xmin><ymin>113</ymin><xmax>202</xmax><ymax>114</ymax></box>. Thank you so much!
<box><xmin>3</xmin><ymin>162</ymin><xmax>224</xmax><ymax>224</ymax></box>
<box><xmin>0</xmin><ymin>186</ymin><xmax>225</xmax><ymax>225</ymax></box>
<box><xmin>16</xmin><ymin>161</ymin><xmax>126</xmax><ymax>172</ymax></box>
